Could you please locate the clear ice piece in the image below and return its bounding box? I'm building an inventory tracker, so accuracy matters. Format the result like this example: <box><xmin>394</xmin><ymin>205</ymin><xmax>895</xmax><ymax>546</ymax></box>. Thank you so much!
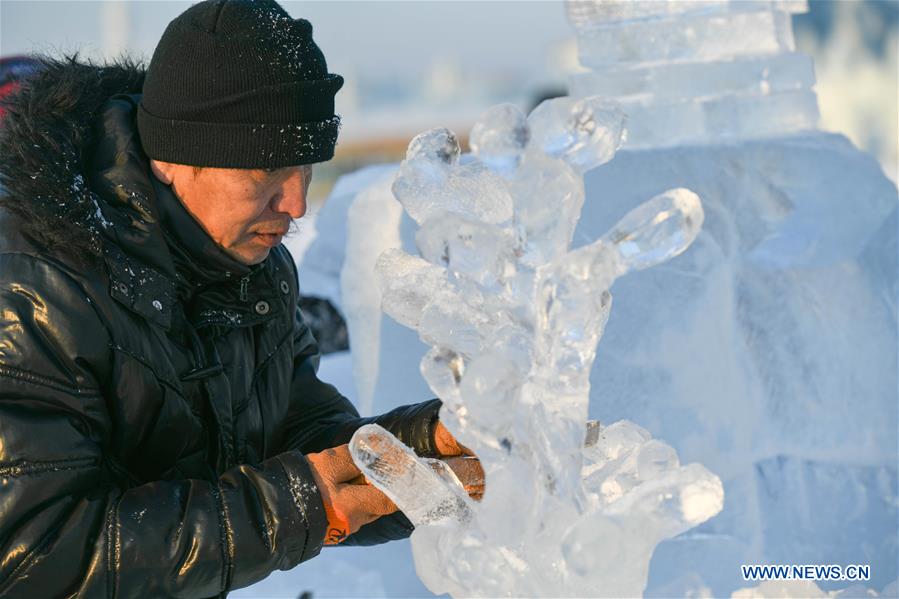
<box><xmin>509</xmin><ymin>153</ymin><xmax>584</xmax><ymax>267</ymax></box>
<box><xmin>599</xmin><ymin>89</ymin><xmax>820</xmax><ymax>149</ymax></box>
<box><xmin>469</xmin><ymin>103</ymin><xmax>530</xmax><ymax>176</ymax></box>
<box><xmin>415</xmin><ymin>212</ymin><xmax>517</xmax><ymax>289</ymax></box>
<box><xmin>457</xmin><ymin>352</ymin><xmax>524</xmax><ymax>431</ymax></box>
<box><xmin>420</xmin><ymin>347</ymin><xmax>465</xmax><ymax>408</ymax></box>
<box><xmin>392</xmin><ymin>158</ymin><xmax>514</xmax><ymax>225</ymax></box>
<box><xmin>636</xmin><ymin>439</ymin><xmax>680</xmax><ymax>481</ymax></box>
<box><xmin>584</xmin><ymin>420</ymin><xmax>652</xmax><ymax>473</ymax></box>
<box><xmin>418</xmin><ymin>291</ymin><xmax>491</xmax><ymax>357</ymax></box>
<box><xmin>527</xmin><ymin>96</ymin><xmax>626</xmax><ymax>174</ymax></box>
<box><xmin>534</xmin><ymin>240</ymin><xmax>618</xmax><ymax>388</ymax></box>
<box><xmin>606</xmin><ymin>463</ymin><xmax>725</xmax><ymax>536</ymax></box>
<box><xmin>602</xmin><ymin>187</ymin><xmax>705</xmax><ymax>272</ymax></box>
<box><xmin>581</xmin><ymin>424</ymin><xmax>685</xmax><ymax>510</ymax></box>
<box><xmin>350</xmin><ymin>424</ymin><xmax>473</xmax><ymax>526</ymax></box>
<box><xmin>405</xmin><ymin>127</ymin><xmax>460</xmax><ymax>165</ymax></box>
<box><xmin>375</xmin><ymin>248</ymin><xmax>448</xmax><ymax>329</ymax></box>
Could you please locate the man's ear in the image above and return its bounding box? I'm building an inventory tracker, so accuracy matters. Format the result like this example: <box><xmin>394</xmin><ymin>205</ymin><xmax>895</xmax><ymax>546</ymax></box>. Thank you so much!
<box><xmin>149</xmin><ymin>159</ymin><xmax>175</xmax><ymax>185</ymax></box>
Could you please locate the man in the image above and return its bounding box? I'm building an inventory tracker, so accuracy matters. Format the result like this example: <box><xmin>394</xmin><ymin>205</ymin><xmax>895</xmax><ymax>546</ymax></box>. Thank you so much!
<box><xmin>0</xmin><ymin>1</ymin><xmax>480</xmax><ymax>596</ymax></box>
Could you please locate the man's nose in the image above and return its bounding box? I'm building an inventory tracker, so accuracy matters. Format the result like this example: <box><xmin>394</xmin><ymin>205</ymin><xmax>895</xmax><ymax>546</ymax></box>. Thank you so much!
<box><xmin>272</xmin><ymin>168</ymin><xmax>308</xmax><ymax>219</ymax></box>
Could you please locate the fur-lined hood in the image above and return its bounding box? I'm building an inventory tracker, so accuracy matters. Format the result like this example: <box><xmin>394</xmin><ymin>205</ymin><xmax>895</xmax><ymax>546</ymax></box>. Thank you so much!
<box><xmin>0</xmin><ymin>56</ymin><xmax>145</xmax><ymax>262</ymax></box>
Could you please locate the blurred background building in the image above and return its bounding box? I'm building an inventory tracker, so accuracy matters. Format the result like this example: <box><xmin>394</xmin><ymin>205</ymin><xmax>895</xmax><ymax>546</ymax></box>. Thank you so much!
<box><xmin>1</xmin><ymin>0</ymin><xmax>896</xmax><ymax>202</ymax></box>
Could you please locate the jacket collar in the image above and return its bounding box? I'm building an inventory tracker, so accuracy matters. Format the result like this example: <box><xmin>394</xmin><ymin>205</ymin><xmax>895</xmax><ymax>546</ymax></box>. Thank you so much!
<box><xmin>154</xmin><ymin>176</ymin><xmax>252</xmax><ymax>288</ymax></box>
<box><xmin>88</xmin><ymin>95</ymin><xmax>283</xmax><ymax>331</ymax></box>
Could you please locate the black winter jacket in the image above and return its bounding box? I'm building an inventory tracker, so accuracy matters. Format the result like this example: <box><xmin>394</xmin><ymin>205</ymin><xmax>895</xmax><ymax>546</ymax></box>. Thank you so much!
<box><xmin>0</xmin><ymin>58</ymin><xmax>441</xmax><ymax>598</ymax></box>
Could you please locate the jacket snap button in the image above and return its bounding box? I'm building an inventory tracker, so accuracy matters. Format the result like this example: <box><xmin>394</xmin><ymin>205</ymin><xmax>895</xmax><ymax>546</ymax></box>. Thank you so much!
<box><xmin>152</xmin><ymin>300</ymin><xmax>163</xmax><ymax>311</ymax></box>
<box><xmin>280</xmin><ymin>280</ymin><xmax>290</xmax><ymax>294</ymax></box>
<box><xmin>255</xmin><ymin>300</ymin><xmax>270</xmax><ymax>315</ymax></box>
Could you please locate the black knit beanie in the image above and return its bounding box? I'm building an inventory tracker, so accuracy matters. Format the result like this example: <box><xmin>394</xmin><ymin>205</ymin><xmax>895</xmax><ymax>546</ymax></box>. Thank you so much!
<box><xmin>137</xmin><ymin>0</ymin><xmax>343</xmax><ymax>168</ymax></box>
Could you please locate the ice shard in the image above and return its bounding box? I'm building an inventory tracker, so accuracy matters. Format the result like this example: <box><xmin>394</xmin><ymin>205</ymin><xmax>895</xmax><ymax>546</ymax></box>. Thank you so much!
<box><xmin>350</xmin><ymin>424</ymin><xmax>474</xmax><ymax>527</ymax></box>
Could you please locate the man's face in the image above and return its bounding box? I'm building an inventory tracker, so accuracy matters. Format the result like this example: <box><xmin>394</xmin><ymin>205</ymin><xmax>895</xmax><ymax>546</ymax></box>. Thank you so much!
<box><xmin>150</xmin><ymin>161</ymin><xmax>312</xmax><ymax>265</ymax></box>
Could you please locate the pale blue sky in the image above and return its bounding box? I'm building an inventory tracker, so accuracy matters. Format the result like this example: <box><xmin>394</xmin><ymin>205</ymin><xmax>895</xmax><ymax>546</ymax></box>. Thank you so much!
<box><xmin>1</xmin><ymin>1</ymin><xmax>573</xmax><ymax>80</ymax></box>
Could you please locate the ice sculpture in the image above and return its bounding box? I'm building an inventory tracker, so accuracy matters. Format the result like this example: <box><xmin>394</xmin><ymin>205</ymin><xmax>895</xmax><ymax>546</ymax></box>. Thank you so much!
<box><xmin>349</xmin><ymin>100</ymin><xmax>723</xmax><ymax>596</ymax></box>
<box><xmin>303</xmin><ymin>1</ymin><xmax>896</xmax><ymax>594</ymax></box>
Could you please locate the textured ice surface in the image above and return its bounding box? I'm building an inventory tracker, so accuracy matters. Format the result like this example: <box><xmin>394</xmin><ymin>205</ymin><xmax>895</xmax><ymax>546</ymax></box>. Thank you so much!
<box><xmin>350</xmin><ymin>92</ymin><xmax>722</xmax><ymax>597</ymax></box>
<box><xmin>415</xmin><ymin>212</ymin><xmax>516</xmax><ymax>290</ymax></box>
<box><xmin>374</xmin><ymin>248</ymin><xmax>448</xmax><ymax>330</ymax></box>
<box><xmin>469</xmin><ymin>103</ymin><xmax>530</xmax><ymax>176</ymax></box>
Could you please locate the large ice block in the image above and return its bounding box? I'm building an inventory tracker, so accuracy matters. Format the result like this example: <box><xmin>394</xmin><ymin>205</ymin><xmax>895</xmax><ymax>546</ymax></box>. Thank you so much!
<box><xmin>576</xmin><ymin>133</ymin><xmax>898</xmax><ymax>592</ymax></box>
<box><xmin>566</xmin><ymin>0</ymin><xmax>817</xmax><ymax>147</ymax></box>
<box><xmin>610</xmin><ymin>89</ymin><xmax>819</xmax><ymax>148</ymax></box>
<box><xmin>575</xmin><ymin>9</ymin><xmax>795</xmax><ymax>68</ymax></box>
<box><xmin>569</xmin><ymin>53</ymin><xmax>815</xmax><ymax>103</ymax></box>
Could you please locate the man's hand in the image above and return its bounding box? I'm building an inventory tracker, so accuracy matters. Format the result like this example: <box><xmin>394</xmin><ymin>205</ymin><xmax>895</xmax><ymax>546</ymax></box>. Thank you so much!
<box><xmin>305</xmin><ymin>444</ymin><xmax>398</xmax><ymax>545</ymax></box>
<box><xmin>434</xmin><ymin>419</ymin><xmax>473</xmax><ymax>456</ymax></box>
<box><xmin>434</xmin><ymin>421</ymin><xmax>485</xmax><ymax>501</ymax></box>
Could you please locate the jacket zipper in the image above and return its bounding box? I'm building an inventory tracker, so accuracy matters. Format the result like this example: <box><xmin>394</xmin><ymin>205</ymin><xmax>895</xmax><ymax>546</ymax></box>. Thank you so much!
<box><xmin>239</xmin><ymin>274</ymin><xmax>250</xmax><ymax>302</ymax></box>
